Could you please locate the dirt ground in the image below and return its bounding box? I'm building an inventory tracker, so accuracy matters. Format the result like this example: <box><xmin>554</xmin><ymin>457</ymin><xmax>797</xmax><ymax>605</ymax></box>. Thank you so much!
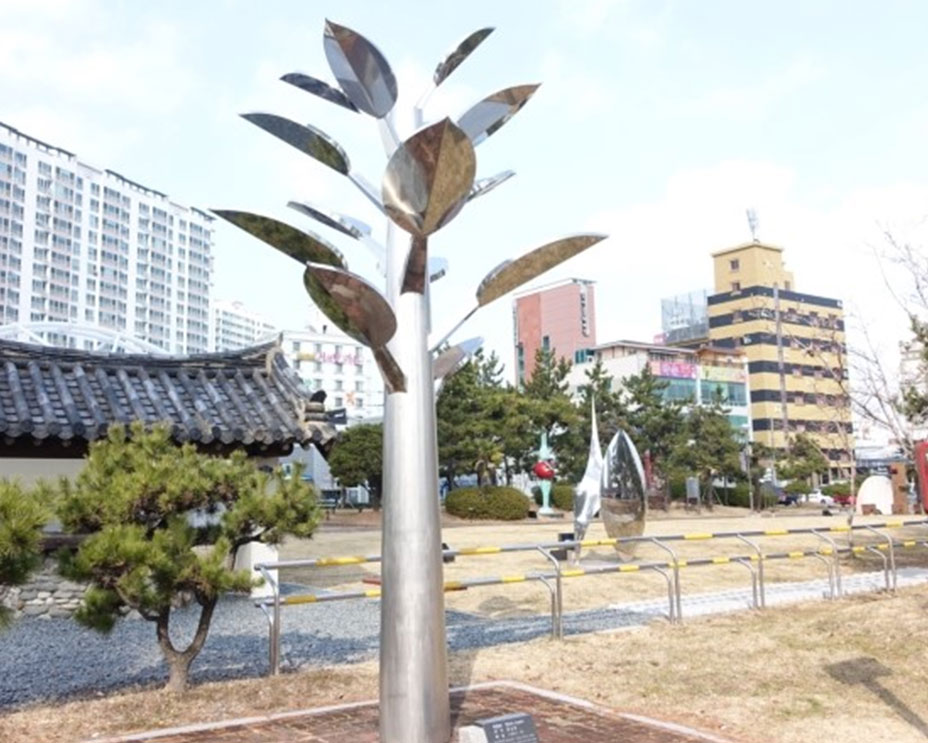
<box><xmin>4</xmin><ymin>582</ymin><xmax>928</xmax><ymax>743</ymax></box>
<box><xmin>280</xmin><ymin>508</ymin><xmax>928</xmax><ymax>619</ymax></box>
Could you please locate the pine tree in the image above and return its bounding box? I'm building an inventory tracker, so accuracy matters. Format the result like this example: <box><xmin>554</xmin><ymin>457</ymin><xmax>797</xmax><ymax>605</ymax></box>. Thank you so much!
<box><xmin>0</xmin><ymin>481</ymin><xmax>48</xmax><ymax>628</ymax></box>
<box><xmin>55</xmin><ymin>423</ymin><xmax>320</xmax><ymax>691</ymax></box>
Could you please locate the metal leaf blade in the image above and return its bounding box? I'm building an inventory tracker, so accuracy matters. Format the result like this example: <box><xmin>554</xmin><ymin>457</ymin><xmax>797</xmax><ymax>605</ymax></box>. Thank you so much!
<box><xmin>324</xmin><ymin>20</ymin><xmax>398</xmax><ymax>118</ymax></box>
<box><xmin>428</xmin><ymin>256</ymin><xmax>448</xmax><ymax>283</ymax></box>
<box><xmin>212</xmin><ymin>210</ymin><xmax>345</xmax><ymax>268</ymax></box>
<box><xmin>467</xmin><ymin>170</ymin><xmax>515</xmax><ymax>203</ymax></box>
<box><xmin>433</xmin><ymin>28</ymin><xmax>494</xmax><ymax>86</ymax></box>
<box><xmin>287</xmin><ymin>201</ymin><xmax>368</xmax><ymax>240</ymax></box>
<box><xmin>303</xmin><ymin>263</ymin><xmax>396</xmax><ymax>349</ymax></box>
<box><xmin>477</xmin><ymin>234</ymin><xmax>607</xmax><ymax>306</ymax></box>
<box><xmin>433</xmin><ymin>337</ymin><xmax>483</xmax><ymax>380</ymax></box>
<box><xmin>458</xmin><ymin>84</ymin><xmax>540</xmax><ymax>146</ymax></box>
<box><xmin>280</xmin><ymin>73</ymin><xmax>360</xmax><ymax>113</ymax></box>
<box><xmin>382</xmin><ymin>118</ymin><xmax>476</xmax><ymax>237</ymax></box>
<box><xmin>401</xmin><ymin>237</ymin><xmax>429</xmax><ymax>294</ymax></box>
<box><xmin>241</xmin><ymin>113</ymin><xmax>350</xmax><ymax>175</ymax></box>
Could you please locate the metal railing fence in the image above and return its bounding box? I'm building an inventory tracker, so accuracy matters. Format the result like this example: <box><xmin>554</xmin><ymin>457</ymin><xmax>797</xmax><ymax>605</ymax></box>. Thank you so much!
<box><xmin>254</xmin><ymin>518</ymin><xmax>928</xmax><ymax>674</ymax></box>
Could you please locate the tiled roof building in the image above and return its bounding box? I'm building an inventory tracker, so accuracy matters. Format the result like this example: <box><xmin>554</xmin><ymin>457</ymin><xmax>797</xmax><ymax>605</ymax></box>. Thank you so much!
<box><xmin>0</xmin><ymin>339</ymin><xmax>335</xmax><ymax>457</ymax></box>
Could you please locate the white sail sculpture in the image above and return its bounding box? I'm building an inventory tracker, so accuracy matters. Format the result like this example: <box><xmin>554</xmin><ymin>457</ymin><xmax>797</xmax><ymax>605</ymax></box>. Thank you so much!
<box><xmin>573</xmin><ymin>398</ymin><xmax>604</xmax><ymax>559</ymax></box>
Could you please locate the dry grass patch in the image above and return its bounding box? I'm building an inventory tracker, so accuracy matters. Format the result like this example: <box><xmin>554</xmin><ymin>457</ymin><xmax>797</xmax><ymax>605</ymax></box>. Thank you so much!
<box><xmin>279</xmin><ymin>512</ymin><xmax>928</xmax><ymax>617</ymax></box>
<box><xmin>4</xmin><ymin>583</ymin><xmax>928</xmax><ymax>743</ymax></box>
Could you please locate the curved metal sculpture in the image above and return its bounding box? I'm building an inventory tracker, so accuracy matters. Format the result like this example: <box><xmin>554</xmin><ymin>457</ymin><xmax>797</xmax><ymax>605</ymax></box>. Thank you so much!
<box><xmin>216</xmin><ymin>20</ymin><xmax>607</xmax><ymax>743</ymax></box>
<box><xmin>573</xmin><ymin>398</ymin><xmax>604</xmax><ymax>553</ymax></box>
<box><xmin>600</xmin><ymin>429</ymin><xmax>648</xmax><ymax>559</ymax></box>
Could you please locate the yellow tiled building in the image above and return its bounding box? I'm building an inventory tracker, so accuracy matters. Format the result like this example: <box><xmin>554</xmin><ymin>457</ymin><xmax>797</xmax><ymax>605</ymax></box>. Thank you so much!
<box><xmin>707</xmin><ymin>242</ymin><xmax>853</xmax><ymax>476</ymax></box>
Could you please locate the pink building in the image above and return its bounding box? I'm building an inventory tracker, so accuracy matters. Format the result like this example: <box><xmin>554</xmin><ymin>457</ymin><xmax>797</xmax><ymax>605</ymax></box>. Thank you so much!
<box><xmin>513</xmin><ymin>279</ymin><xmax>596</xmax><ymax>384</ymax></box>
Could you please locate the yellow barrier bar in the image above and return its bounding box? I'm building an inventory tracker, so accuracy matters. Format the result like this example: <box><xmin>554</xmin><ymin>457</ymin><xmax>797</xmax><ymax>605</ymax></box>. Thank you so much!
<box><xmin>561</xmin><ymin>569</ymin><xmax>586</xmax><ymax>578</ymax></box>
<box><xmin>685</xmin><ymin>533</ymin><xmax>714</xmax><ymax>540</ymax></box>
<box><xmin>787</xmin><ymin>551</ymin><xmax>804</xmax><ymax>559</ymax></box>
<box><xmin>887</xmin><ymin>520</ymin><xmax>903</xmax><ymax>528</ymax></box>
<box><xmin>763</xmin><ymin>529</ymin><xmax>788</xmax><ymax>536</ymax></box>
<box><xmin>443</xmin><ymin>580</ymin><xmax>465</xmax><ymax>591</ymax></box>
<box><xmin>876</xmin><ymin>544</ymin><xmax>889</xmax><ymax>551</ymax></box>
<box><xmin>904</xmin><ymin>540</ymin><xmax>917</xmax><ymax>547</ymax></box>
<box><xmin>676</xmin><ymin>560</ymin><xmax>688</xmax><ymax>568</ymax></box>
<box><xmin>283</xmin><ymin>594</ymin><xmax>319</xmax><ymax>605</ymax></box>
<box><xmin>829</xmin><ymin>526</ymin><xmax>851</xmax><ymax>532</ymax></box>
<box><xmin>364</xmin><ymin>588</ymin><xmax>382</xmax><ymax>598</ymax></box>
<box><xmin>457</xmin><ymin>546</ymin><xmax>502</xmax><ymax>555</ymax></box>
<box><xmin>314</xmin><ymin>556</ymin><xmax>367</xmax><ymax>566</ymax></box>
<box><xmin>501</xmin><ymin>574</ymin><xmax>526</xmax><ymax>583</ymax></box>
<box><xmin>712</xmin><ymin>556</ymin><xmax>731</xmax><ymax>564</ymax></box>
<box><xmin>819</xmin><ymin>547</ymin><xmax>834</xmax><ymax>555</ymax></box>
<box><xmin>748</xmin><ymin>554</ymin><xmax>760</xmax><ymax>562</ymax></box>
<box><xmin>852</xmin><ymin>545</ymin><xmax>865</xmax><ymax>553</ymax></box>
<box><xmin>618</xmin><ymin>564</ymin><xmax>640</xmax><ymax>572</ymax></box>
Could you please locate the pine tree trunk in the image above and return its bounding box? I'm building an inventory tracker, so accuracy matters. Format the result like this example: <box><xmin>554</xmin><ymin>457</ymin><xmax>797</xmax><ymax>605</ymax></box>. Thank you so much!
<box><xmin>155</xmin><ymin>598</ymin><xmax>217</xmax><ymax>692</ymax></box>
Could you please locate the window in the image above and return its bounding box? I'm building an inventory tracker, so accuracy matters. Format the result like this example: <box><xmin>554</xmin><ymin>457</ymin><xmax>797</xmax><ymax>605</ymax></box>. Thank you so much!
<box><xmin>334</xmin><ymin>396</ymin><xmax>343</xmax><ymax>407</ymax></box>
<box><xmin>731</xmin><ymin>281</ymin><xmax>741</xmax><ymax>292</ymax></box>
<box><xmin>729</xmin><ymin>259</ymin><xmax>739</xmax><ymax>270</ymax></box>
<box><xmin>784</xmin><ymin>281</ymin><xmax>791</xmax><ymax>291</ymax></box>
<box><xmin>542</xmin><ymin>335</ymin><xmax>550</xmax><ymax>351</ymax></box>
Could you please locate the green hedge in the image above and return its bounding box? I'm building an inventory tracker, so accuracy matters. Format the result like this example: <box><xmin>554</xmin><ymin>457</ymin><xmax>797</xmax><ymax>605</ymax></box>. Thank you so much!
<box><xmin>531</xmin><ymin>483</ymin><xmax>574</xmax><ymax>511</ymax></box>
<box><xmin>445</xmin><ymin>486</ymin><xmax>532</xmax><ymax>520</ymax></box>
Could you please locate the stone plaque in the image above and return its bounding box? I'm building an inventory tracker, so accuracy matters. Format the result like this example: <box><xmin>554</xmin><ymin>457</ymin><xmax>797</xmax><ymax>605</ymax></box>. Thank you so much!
<box><xmin>477</xmin><ymin>712</ymin><xmax>538</xmax><ymax>743</ymax></box>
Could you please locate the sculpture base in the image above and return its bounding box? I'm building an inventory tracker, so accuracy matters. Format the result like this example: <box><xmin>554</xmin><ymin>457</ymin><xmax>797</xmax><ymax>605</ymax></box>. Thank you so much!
<box><xmin>537</xmin><ymin>507</ymin><xmax>558</xmax><ymax>517</ymax></box>
<box><xmin>103</xmin><ymin>681</ymin><xmax>729</xmax><ymax>742</ymax></box>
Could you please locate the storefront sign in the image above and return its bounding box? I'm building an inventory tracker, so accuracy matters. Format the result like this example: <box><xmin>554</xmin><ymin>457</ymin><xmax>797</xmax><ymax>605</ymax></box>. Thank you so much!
<box><xmin>701</xmin><ymin>365</ymin><xmax>746</xmax><ymax>383</ymax></box>
<box><xmin>649</xmin><ymin>359</ymin><xmax>696</xmax><ymax>379</ymax></box>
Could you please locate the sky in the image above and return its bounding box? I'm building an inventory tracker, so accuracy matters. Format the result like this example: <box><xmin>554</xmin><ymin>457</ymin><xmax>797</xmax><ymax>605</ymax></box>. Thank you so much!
<box><xmin>2</xmin><ymin>0</ymin><xmax>928</xmax><ymax>386</ymax></box>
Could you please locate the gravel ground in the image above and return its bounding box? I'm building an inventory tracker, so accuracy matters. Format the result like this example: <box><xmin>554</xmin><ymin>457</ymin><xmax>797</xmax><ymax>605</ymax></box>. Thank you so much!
<box><xmin>3</xmin><ymin>568</ymin><xmax>926</xmax><ymax>710</ymax></box>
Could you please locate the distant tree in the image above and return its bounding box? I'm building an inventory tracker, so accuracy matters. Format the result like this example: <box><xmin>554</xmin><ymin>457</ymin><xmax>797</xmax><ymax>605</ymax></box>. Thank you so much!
<box><xmin>667</xmin><ymin>399</ymin><xmax>743</xmax><ymax>506</ymax></box>
<box><xmin>522</xmin><ymin>348</ymin><xmax>582</xmax><ymax>478</ymax></box>
<box><xmin>618</xmin><ymin>366</ymin><xmax>687</xmax><ymax>481</ymax></box>
<box><xmin>778</xmin><ymin>432</ymin><xmax>829</xmax><ymax>485</ymax></box>
<box><xmin>327</xmin><ymin>423</ymin><xmax>384</xmax><ymax>508</ymax></box>
<box><xmin>55</xmin><ymin>424</ymin><xmax>320</xmax><ymax>691</ymax></box>
<box><xmin>0</xmin><ymin>481</ymin><xmax>48</xmax><ymax>629</ymax></box>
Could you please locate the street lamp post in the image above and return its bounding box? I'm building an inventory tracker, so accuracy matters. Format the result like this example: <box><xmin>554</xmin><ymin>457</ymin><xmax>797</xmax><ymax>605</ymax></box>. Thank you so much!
<box><xmin>214</xmin><ymin>21</ymin><xmax>606</xmax><ymax>743</ymax></box>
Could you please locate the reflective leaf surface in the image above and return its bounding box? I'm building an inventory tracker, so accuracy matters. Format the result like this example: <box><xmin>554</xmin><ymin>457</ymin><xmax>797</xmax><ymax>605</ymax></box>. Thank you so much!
<box><xmin>382</xmin><ymin>118</ymin><xmax>475</xmax><ymax>237</ymax></box>
<box><xmin>212</xmin><ymin>211</ymin><xmax>345</xmax><ymax>268</ymax></box>
<box><xmin>457</xmin><ymin>84</ymin><xmax>539</xmax><ymax>146</ymax></box>
<box><xmin>433</xmin><ymin>28</ymin><xmax>494</xmax><ymax>86</ymax></box>
<box><xmin>476</xmin><ymin>234</ymin><xmax>606</xmax><ymax>305</ymax></box>
<box><xmin>324</xmin><ymin>20</ymin><xmax>398</xmax><ymax>118</ymax></box>
<box><xmin>280</xmin><ymin>73</ymin><xmax>360</xmax><ymax>113</ymax></box>
<box><xmin>241</xmin><ymin>113</ymin><xmax>350</xmax><ymax>175</ymax></box>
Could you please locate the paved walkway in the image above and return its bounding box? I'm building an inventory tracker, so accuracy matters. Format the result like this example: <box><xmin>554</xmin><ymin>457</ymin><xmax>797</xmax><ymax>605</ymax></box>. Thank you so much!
<box><xmin>96</xmin><ymin>683</ymin><xmax>732</xmax><ymax>743</ymax></box>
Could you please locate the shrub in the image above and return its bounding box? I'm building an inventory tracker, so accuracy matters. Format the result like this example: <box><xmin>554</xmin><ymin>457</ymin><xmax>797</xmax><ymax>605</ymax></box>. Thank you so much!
<box><xmin>446</xmin><ymin>486</ymin><xmax>531</xmax><ymax>520</ymax></box>
<box><xmin>718</xmin><ymin>482</ymin><xmax>751</xmax><ymax>507</ymax></box>
<box><xmin>531</xmin><ymin>483</ymin><xmax>574</xmax><ymax>511</ymax></box>
<box><xmin>823</xmin><ymin>481</ymin><xmax>856</xmax><ymax>497</ymax></box>
<box><xmin>785</xmin><ymin>480</ymin><xmax>811</xmax><ymax>495</ymax></box>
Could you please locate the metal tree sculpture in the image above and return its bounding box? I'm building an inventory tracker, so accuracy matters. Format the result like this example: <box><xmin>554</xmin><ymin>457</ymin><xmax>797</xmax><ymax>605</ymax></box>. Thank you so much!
<box><xmin>215</xmin><ymin>20</ymin><xmax>606</xmax><ymax>743</ymax></box>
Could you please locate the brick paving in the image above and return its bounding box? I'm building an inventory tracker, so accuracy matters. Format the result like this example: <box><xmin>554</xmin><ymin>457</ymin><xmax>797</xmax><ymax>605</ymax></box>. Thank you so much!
<box><xmin>105</xmin><ymin>683</ymin><xmax>729</xmax><ymax>743</ymax></box>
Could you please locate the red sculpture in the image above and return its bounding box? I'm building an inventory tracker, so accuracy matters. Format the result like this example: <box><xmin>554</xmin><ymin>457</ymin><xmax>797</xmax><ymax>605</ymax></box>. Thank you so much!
<box><xmin>533</xmin><ymin>460</ymin><xmax>555</xmax><ymax>480</ymax></box>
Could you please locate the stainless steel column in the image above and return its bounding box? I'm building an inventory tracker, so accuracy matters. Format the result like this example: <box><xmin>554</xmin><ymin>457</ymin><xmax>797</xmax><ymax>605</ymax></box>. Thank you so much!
<box><xmin>380</xmin><ymin>222</ymin><xmax>450</xmax><ymax>742</ymax></box>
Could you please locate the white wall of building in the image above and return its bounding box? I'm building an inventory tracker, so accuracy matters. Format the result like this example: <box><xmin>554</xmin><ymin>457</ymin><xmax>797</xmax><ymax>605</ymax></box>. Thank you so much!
<box><xmin>281</xmin><ymin>326</ymin><xmax>384</xmax><ymax>424</ymax></box>
<box><xmin>0</xmin><ymin>122</ymin><xmax>213</xmax><ymax>353</ymax></box>
<box><xmin>210</xmin><ymin>298</ymin><xmax>278</xmax><ymax>351</ymax></box>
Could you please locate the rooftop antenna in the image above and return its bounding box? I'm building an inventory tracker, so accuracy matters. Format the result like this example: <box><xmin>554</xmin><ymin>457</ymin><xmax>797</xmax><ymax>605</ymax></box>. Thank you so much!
<box><xmin>746</xmin><ymin>208</ymin><xmax>759</xmax><ymax>243</ymax></box>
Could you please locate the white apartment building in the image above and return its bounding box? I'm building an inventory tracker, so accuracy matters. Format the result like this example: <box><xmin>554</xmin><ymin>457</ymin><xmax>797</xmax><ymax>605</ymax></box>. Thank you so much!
<box><xmin>210</xmin><ymin>298</ymin><xmax>277</xmax><ymax>352</ymax></box>
<box><xmin>281</xmin><ymin>326</ymin><xmax>384</xmax><ymax>424</ymax></box>
<box><xmin>0</xmin><ymin>121</ymin><xmax>213</xmax><ymax>353</ymax></box>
